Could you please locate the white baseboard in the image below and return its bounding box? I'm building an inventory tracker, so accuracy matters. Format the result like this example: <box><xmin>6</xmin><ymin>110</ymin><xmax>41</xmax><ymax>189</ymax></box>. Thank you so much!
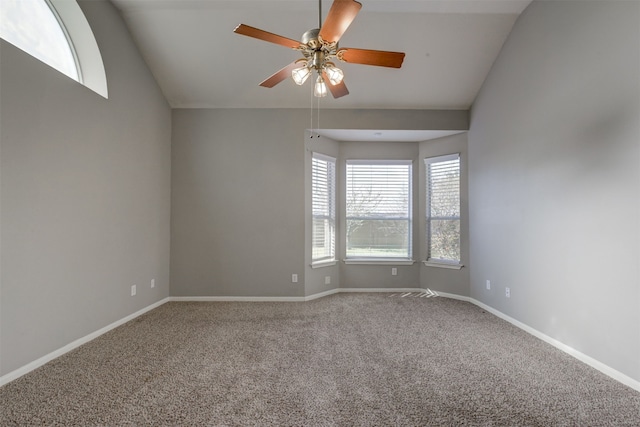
<box><xmin>4</xmin><ymin>290</ymin><xmax>638</xmax><ymax>393</ymax></box>
<box><xmin>0</xmin><ymin>297</ymin><xmax>170</xmax><ymax>387</ymax></box>
<box><xmin>171</xmin><ymin>288</ymin><xmax>425</xmax><ymax>303</ymax></box>
<box><xmin>171</xmin><ymin>296</ymin><xmax>306</xmax><ymax>302</ymax></box>
<box><xmin>338</xmin><ymin>287</ymin><xmax>424</xmax><ymax>294</ymax></box>
<box><xmin>432</xmin><ymin>292</ymin><xmax>640</xmax><ymax>393</ymax></box>
<box><xmin>304</xmin><ymin>288</ymin><xmax>340</xmax><ymax>301</ymax></box>
<box><xmin>467</xmin><ymin>297</ymin><xmax>640</xmax><ymax>392</ymax></box>
<box><xmin>433</xmin><ymin>291</ymin><xmax>470</xmax><ymax>301</ymax></box>
<box><xmin>305</xmin><ymin>288</ymin><xmax>424</xmax><ymax>300</ymax></box>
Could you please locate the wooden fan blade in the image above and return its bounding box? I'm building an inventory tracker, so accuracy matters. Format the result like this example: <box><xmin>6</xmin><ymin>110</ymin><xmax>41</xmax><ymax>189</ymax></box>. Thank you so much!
<box><xmin>319</xmin><ymin>0</ymin><xmax>362</xmax><ymax>43</ymax></box>
<box><xmin>234</xmin><ymin>24</ymin><xmax>301</xmax><ymax>49</ymax></box>
<box><xmin>259</xmin><ymin>62</ymin><xmax>299</xmax><ymax>88</ymax></box>
<box><xmin>322</xmin><ymin>70</ymin><xmax>349</xmax><ymax>98</ymax></box>
<box><xmin>338</xmin><ymin>48</ymin><xmax>405</xmax><ymax>68</ymax></box>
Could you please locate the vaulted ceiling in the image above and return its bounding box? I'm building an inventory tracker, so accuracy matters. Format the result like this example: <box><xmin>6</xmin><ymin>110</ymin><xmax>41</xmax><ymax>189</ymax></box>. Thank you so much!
<box><xmin>110</xmin><ymin>0</ymin><xmax>532</xmax><ymax>110</ymax></box>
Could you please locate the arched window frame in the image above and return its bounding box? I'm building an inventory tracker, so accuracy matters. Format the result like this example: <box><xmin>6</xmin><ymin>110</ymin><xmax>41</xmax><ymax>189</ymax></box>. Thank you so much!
<box><xmin>49</xmin><ymin>0</ymin><xmax>108</xmax><ymax>98</ymax></box>
<box><xmin>46</xmin><ymin>0</ymin><xmax>83</xmax><ymax>82</ymax></box>
<box><xmin>1</xmin><ymin>0</ymin><xmax>108</xmax><ymax>98</ymax></box>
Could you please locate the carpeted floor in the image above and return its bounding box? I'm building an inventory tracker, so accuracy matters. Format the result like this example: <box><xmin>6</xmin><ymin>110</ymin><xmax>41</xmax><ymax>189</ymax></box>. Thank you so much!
<box><xmin>1</xmin><ymin>293</ymin><xmax>639</xmax><ymax>426</ymax></box>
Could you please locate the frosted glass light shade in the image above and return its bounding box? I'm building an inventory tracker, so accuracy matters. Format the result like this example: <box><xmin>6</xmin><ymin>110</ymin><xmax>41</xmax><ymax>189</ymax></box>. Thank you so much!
<box><xmin>292</xmin><ymin>66</ymin><xmax>311</xmax><ymax>85</ymax></box>
<box><xmin>314</xmin><ymin>75</ymin><xmax>328</xmax><ymax>97</ymax></box>
<box><xmin>325</xmin><ymin>65</ymin><xmax>344</xmax><ymax>85</ymax></box>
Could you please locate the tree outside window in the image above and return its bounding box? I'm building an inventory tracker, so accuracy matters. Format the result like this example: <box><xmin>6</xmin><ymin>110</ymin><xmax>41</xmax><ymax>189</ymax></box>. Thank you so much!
<box><xmin>425</xmin><ymin>154</ymin><xmax>460</xmax><ymax>263</ymax></box>
<box><xmin>346</xmin><ymin>161</ymin><xmax>412</xmax><ymax>259</ymax></box>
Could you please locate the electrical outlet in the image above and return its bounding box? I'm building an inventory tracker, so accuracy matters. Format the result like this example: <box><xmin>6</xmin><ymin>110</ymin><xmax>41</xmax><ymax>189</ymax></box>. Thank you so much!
<box><xmin>131</xmin><ymin>285</ymin><xmax>137</xmax><ymax>296</ymax></box>
<box><xmin>292</xmin><ymin>274</ymin><xmax>298</xmax><ymax>283</ymax></box>
<box><xmin>486</xmin><ymin>280</ymin><xmax>491</xmax><ymax>290</ymax></box>
<box><xmin>391</xmin><ymin>268</ymin><xmax>398</xmax><ymax>276</ymax></box>
<box><xmin>151</xmin><ymin>279</ymin><xmax>155</xmax><ymax>288</ymax></box>
<box><xmin>505</xmin><ymin>287</ymin><xmax>510</xmax><ymax>298</ymax></box>
<box><xmin>325</xmin><ymin>276</ymin><xmax>331</xmax><ymax>285</ymax></box>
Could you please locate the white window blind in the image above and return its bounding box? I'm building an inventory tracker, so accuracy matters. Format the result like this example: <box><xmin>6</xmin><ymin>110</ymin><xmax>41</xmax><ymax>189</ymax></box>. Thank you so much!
<box><xmin>312</xmin><ymin>153</ymin><xmax>336</xmax><ymax>263</ymax></box>
<box><xmin>346</xmin><ymin>160</ymin><xmax>412</xmax><ymax>259</ymax></box>
<box><xmin>425</xmin><ymin>154</ymin><xmax>460</xmax><ymax>263</ymax></box>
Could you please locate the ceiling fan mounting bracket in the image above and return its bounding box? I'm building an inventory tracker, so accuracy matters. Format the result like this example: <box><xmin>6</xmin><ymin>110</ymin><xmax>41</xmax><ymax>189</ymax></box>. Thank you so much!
<box><xmin>301</xmin><ymin>28</ymin><xmax>320</xmax><ymax>47</ymax></box>
<box><xmin>296</xmin><ymin>29</ymin><xmax>340</xmax><ymax>71</ymax></box>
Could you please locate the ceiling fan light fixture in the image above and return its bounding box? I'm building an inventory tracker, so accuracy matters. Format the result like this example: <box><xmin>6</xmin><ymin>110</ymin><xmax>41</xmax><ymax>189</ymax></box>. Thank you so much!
<box><xmin>324</xmin><ymin>63</ymin><xmax>344</xmax><ymax>85</ymax></box>
<box><xmin>234</xmin><ymin>0</ymin><xmax>404</xmax><ymax>99</ymax></box>
<box><xmin>292</xmin><ymin>65</ymin><xmax>311</xmax><ymax>85</ymax></box>
<box><xmin>314</xmin><ymin>75</ymin><xmax>328</xmax><ymax>97</ymax></box>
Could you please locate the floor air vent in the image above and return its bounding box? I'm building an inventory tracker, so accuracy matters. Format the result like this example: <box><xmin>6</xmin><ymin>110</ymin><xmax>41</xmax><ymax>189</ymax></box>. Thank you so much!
<box><xmin>388</xmin><ymin>289</ymin><xmax>438</xmax><ymax>298</ymax></box>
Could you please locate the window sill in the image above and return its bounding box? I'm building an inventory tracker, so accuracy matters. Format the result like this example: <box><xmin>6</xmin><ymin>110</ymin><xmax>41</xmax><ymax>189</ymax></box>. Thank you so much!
<box><xmin>423</xmin><ymin>260</ymin><xmax>464</xmax><ymax>270</ymax></box>
<box><xmin>311</xmin><ymin>260</ymin><xmax>337</xmax><ymax>269</ymax></box>
<box><xmin>344</xmin><ymin>259</ymin><xmax>416</xmax><ymax>266</ymax></box>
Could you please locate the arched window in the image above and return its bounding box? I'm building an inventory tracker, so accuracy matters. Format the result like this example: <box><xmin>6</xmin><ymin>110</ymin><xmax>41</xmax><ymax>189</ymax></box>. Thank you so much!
<box><xmin>1</xmin><ymin>0</ymin><xmax>108</xmax><ymax>98</ymax></box>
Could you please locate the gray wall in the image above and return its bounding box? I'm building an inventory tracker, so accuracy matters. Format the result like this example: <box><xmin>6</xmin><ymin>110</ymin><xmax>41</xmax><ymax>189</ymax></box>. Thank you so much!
<box><xmin>468</xmin><ymin>0</ymin><xmax>640</xmax><ymax>382</ymax></box>
<box><xmin>171</xmin><ymin>109</ymin><xmax>468</xmax><ymax>297</ymax></box>
<box><xmin>170</xmin><ymin>109</ymin><xmax>308</xmax><ymax>297</ymax></box>
<box><xmin>0</xmin><ymin>0</ymin><xmax>171</xmax><ymax>376</ymax></box>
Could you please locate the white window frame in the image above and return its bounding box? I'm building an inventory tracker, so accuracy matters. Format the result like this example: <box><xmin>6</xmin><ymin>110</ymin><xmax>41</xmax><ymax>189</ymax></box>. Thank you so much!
<box><xmin>0</xmin><ymin>0</ymin><xmax>108</xmax><ymax>98</ymax></box>
<box><xmin>311</xmin><ymin>153</ymin><xmax>336</xmax><ymax>267</ymax></box>
<box><xmin>344</xmin><ymin>159</ymin><xmax>414</xmax><ymax>264</ymax></box>
<box><xmin>424</xmin><ymin>153</ymin><xmax>462</xmax><ymax>269</ymax></box>
<box><xmin>1</xmin><ymin>0</ymin><xmax>79</xmax><ymax>80</ymax></box>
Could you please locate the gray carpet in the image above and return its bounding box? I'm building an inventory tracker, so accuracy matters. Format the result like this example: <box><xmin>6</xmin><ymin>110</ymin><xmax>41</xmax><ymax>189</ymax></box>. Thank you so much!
<box><xmin>1</xmin><ymin>293</ymin><xmax>639</xmax><ymax>426</ymax></box>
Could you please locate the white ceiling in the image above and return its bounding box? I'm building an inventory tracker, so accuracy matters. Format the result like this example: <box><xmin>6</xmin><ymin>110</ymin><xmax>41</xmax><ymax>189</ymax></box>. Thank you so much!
<box><xmin>110</xmin><ymin>0</ymin><xmax>532</xmax><ymax>111</ymax></box>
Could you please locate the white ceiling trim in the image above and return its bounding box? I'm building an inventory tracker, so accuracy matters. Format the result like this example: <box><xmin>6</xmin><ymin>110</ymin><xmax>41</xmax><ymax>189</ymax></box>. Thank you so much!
<box><xmin>315</xmin><ymin>129</ymin><xmax>466</xmax><ymax>142</ymax></box>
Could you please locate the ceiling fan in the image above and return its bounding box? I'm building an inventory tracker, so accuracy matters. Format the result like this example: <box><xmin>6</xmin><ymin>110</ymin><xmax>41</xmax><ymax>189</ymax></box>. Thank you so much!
<box><xmin>233</xmin><ymin>0</ymin><xmax>405</xmax><ymax>99</ymax></box>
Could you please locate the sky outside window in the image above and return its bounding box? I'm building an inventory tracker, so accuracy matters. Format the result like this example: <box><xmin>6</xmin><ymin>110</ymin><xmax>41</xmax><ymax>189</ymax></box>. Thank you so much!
<box><xmin>1</xmin><ymin>0</ymin><xmax>79</xmax><ymax>81</ymax></box>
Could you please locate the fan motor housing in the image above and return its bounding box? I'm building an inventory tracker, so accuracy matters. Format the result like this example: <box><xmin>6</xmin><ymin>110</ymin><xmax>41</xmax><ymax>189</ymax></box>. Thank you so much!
<box><xmin>301</xmin><ymin>28</ymin><xmax>321</xmax><ymax>47</ymax></box>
